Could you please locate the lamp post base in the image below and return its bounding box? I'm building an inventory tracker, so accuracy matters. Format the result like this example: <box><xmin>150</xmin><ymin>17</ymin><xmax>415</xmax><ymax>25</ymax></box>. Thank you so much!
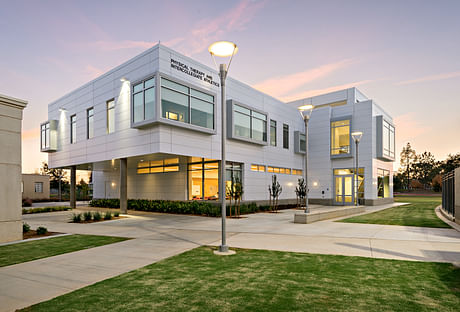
<box><xmin>214</xmin><ymin>245</ymin><xmax>236</xmax><ymax>256</ymax></box>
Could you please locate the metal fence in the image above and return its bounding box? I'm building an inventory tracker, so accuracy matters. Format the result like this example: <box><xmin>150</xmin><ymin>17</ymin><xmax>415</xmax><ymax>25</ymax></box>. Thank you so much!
<box><xmin>442</xmin><ymin>171</ymin><xmax>455</xmax><ymax>217</ymax></box>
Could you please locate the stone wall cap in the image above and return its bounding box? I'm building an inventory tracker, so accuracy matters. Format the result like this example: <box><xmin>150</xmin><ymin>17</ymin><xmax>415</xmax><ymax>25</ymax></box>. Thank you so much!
<box><xmin>0</xmin><ymin>94</ymin><xmax>28</xmax><ymax>109</ymax></box>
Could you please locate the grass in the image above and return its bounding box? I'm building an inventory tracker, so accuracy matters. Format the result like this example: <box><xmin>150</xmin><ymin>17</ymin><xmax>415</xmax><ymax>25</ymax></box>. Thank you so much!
<box><xmin>23</xmin><ymin>206</ymin><xmax>72</xmax><ymax>214</ymax></box>
<box><xmin>339</xmin><ymin>196</ymin><xmax>449</xmax><ymax>228</ymax></box>
<box><xmin>0</xmin><ymin>234</ymin><xmax>129</xmax><ymax>267</ymax></box>
<box><xmin>21</xmin><ymin>247</ymin><xmax>460</xmax><ymax>312</ymax></box>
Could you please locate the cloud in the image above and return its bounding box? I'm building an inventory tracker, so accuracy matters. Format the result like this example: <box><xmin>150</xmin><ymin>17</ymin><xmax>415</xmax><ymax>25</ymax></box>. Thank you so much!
<box><xmin>393</xmin><ymin>112</ymin><xmax>430</xmax><ymax>140</ymax></box>
<box><xmin>252</xmin><ymin>59</ymin><xmax>353</xmax><ymax>98</ymax></box>
<box><xmin>161</xmin><ymin>37</ymin><xmax>185</xmax><ymax>48</ymax></box>
<box><xmin>90</xmin><ymin>40</ymin><xmax>157</xmax><ymax>51</ymax></box>
<box><xmin>185</xmin><ymin>0</ymin><xmax>266</xmax><ymax>55</ymax></box>
<box><xmin>84</xmin><ymin>65</ymin><xmax>105</xmax><ymax>79</ymax></box>
<box><xmin>396</xmin><ymin>70</ymin><xmax>460</xmax><ymax>85</ymax></box>
<box><xmin>282</xmin><ymin>80</ymin><xmax>373</xmax><ymax>102</ymax></box>
<box><xmin>22</xmin><ymin>128</ymin><xmax>40</xmax><ymax>140</ymax></box>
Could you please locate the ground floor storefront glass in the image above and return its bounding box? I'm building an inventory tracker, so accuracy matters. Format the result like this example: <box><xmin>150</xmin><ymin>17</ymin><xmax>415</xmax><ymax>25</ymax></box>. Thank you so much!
<box><xmin>377</xmin><ymin>168</ymin><xmax>390</xmax><ymax>198</ymax></box>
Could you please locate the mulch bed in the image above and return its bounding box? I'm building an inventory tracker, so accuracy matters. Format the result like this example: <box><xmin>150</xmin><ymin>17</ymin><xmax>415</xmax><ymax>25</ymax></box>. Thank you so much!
<box><xmin>69</xmin><ymin>216</ymin><xmax>126</xmax><ymax>224</ymax></box>
<box><xmin>23</xmin><ymin>230</ymin><xmax>62</xmax><ymax>240</ymax></box>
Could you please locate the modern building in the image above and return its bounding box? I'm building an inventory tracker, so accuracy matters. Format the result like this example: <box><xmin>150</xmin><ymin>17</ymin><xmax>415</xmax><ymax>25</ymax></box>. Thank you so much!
<box><xmin>1</xmin><ymin>94</ymin><xmax>27</xmax><ymax>243</ymax></box>
<box><xmin>40</xmin><ymin>44</ymin><xmax>394</xmax><ymax>208</ymax></box>
<box><xmin>21</xmin><ymin>174</ymin><xmax>50</xmax><ymax>200</ymax></box>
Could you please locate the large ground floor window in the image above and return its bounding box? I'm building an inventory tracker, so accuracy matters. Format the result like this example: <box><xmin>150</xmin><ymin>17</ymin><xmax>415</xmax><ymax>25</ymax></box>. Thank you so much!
<box><xmin>188</xmin><ymin>158</ymin><xmax>243</xmax><ymax>200</ymax></box>
<box><xmin>333</xmin><ymin>168</ymin><xmax>364</xmax><ymax>205</ymax></box>
<box><xmin>377</xmin><ymin>169</ymin><xmax>390</xmax><ymax>198</ymax></box>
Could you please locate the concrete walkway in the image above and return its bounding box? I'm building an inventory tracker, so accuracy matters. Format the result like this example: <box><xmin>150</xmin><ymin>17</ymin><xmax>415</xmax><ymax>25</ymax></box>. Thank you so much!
<box><xmin>2</xmin><ymin>204</ymin><xmax>460</xmax><ymax>311</ymax></box>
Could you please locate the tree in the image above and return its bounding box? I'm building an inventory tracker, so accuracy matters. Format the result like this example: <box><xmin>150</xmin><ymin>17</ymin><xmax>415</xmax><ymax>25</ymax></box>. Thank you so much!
<box><xmin>268</xmin><ymin>175</ymin><xmax>282</xmax><ymax>212</ymax></box>
<box><xmin>411</xmin><ymin>151</ymin><xmax>439</xmax><ymax>188</ymax></box>
<box><xmin>399</xmin><ymin>143</ymin><xmax>416</xmax><ymax>190</ymax></box>
<box><xmin>439</xmin><ymin>153</ymin><xmax>460</xmax><ymax>174</ymax></box>
<box><xmin>40</xmin><ymin>162</ymin><xmax>68</xmax><ymax>200</ymax></box>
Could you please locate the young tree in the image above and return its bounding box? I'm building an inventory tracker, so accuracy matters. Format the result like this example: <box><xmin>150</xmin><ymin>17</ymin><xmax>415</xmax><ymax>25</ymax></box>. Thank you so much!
<box><xmin>268</xmin><ymin>175</ymin><xmax>282</xmax><ymax>212</ymax></box>
<box><xmin>40</xmin><ymin>162</ymin><xmax>68</xmax><ymax>200</ymax></box>
<box><xmin>399</xmin><ymin>143</ymin><xmax>416</xmax><ymax>190</ymax></box>
<box><xmin>295</xmin><ymin>178</ymin><xmax>307</xmax><ymax>209</ymax></box>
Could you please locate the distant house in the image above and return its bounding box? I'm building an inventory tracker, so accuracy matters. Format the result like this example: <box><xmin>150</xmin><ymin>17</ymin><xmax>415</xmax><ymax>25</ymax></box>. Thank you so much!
<box><xmin>22</xmin><ymin>174</ymin><xmax>50</xmax><ymax>200</ymax></box>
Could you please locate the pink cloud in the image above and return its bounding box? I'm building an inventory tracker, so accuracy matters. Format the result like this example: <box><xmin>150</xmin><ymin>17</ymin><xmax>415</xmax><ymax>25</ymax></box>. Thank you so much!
<box><xmin>282</xmin><ymin>80</ymin><xmax>373</xmax><ymax>102</ymax></box>
<box><xmin>393</xmin><ymin>112</ymin><xmax>430</xmax><ymax>140</ymax></box>
<box><xmin>396</xmin><ymin>70</ymin><xmax>460</xmax><ymax>85</ymax></box>
<box><xmin>22</xmin><ymin>128</ymin><xmax>40</xmax><ymax>140</ymax></box>
<box><xmin>91</xmin><ymin>40</ymin><xmax>157</xmax><ymax>51</ymax></box>
<box><xmin>186</xmin><ymin>0</ymin><xmax>266</xmax><ymax>54</ymax></box>
<box><xmin>252</xmin><ymin>59</ymin><xmax>353</xmax><ymax>98</ymax></box>
<box><xmin>84</xmin><ymin>65</ymin><xmax>105</xmax><ymax>79</ymax></box>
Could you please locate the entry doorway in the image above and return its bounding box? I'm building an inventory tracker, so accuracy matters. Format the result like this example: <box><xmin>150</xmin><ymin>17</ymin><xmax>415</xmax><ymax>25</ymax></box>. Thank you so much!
<box><xmin>334</xmin><ymin>175</ymin><xmax>354</xmax><ymax>205</ymax></box>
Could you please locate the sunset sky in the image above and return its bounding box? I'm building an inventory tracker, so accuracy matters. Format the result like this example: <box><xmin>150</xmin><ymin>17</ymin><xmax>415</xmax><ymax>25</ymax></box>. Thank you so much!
<box><xmin>1</xmin><ymin>0</ymin><xmax>459</xmax><ymax>174</ymax></box>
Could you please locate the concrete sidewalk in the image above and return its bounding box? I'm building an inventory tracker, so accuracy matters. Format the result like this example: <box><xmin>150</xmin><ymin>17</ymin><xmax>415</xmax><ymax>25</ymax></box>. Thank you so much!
<box><xmin>2</xmin><ymin>206</ymin><xmax>460</xmax><ymax>311</ymax></box>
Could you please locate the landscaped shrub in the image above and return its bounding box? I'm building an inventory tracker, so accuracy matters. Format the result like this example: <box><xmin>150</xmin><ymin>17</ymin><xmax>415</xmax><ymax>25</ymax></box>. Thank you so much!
<box><xmin>36</xmin><ymin>226</ymin><xmax>48</xmax><ymax>235</ymax></box>
<box><xmin>23</xmin><ymin>206</ymin><xmax>72</xmax><ymax>214</ymax></box>
<box><xmin>104</xmin><ymin>211</ymin><xmax>112</xmax><ymax>220</ymax></box>
<box><xmin>90</xmin><ymin>198</ymin><xmax>293</xmax><ymax>217</ymax></box>
<box><xmin>71</xmin><ymin>213</ymin><xmax>82</xmax><ymax>223</ymax></box>
<box><xmin>22</xmin><ymin>198</ymin><xmax>33</xmax><ymax>207</ymax></box>
<box><xmin>93</xmin><ymin>212</ymin><xmax>102</xmax><ymax>221</ymax></box>
<box><xmin>114</xmin><ymin>211</ymin><xmax>120</xmax><ymax>217</ymax></box>
<box><xmin>83</xmin><ymin>211</ymin><xmax>92</xmax><ymax>222</ymax></box>
<box><xmin>23</xmin><ymin>223</ymin><xmax>30</xmax><ymax>233</ymax></box>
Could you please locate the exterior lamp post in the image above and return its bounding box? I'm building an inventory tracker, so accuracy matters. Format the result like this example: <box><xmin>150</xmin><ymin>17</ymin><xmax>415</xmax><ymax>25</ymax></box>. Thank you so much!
<box><xmin>298</xmin><ymin>105</ymin><xmax>313</xmax><ymax>213</ymax></box>
<box><xmin>208</xmin><ymin>41</ymin><xmax>238</xmax><ymax>254</ymax></box>
<box><xmin>351</xmin><ymin>131</ymin><xmax>363</xmax><ymax>206</ymax></box>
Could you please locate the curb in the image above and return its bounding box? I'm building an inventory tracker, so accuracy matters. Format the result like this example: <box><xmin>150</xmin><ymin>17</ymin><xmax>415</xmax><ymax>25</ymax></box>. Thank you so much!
<box><xmin>435</xmin><ymin>206</ymin><xmax>460</xmax><ymax>232</ymax></box>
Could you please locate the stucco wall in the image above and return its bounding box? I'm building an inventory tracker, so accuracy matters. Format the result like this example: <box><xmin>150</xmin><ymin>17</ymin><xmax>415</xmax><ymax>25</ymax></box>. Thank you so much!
<box><xmin>0</xmin><ymin>94</ymin><xmax>27</xmax><ymax>243</ymax></box>
<box><xmin>22</xmin><ymin>174</ymin><xmax>50</xmax><ymax>200</ymax></box>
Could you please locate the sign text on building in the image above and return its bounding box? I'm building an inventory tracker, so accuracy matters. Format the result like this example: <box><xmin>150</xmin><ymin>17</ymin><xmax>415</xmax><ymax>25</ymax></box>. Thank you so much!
<box><xmin>170</xmin><ymin>58</ymin><xmax>219</xmax><ymax>87</ymax></box>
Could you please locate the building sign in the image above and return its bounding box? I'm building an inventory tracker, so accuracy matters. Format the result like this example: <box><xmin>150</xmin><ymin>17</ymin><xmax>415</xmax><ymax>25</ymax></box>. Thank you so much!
<box><xmin>170</xmin><ymin>58</ymin><xmax>220</xmax><ymax>87</ymax></box>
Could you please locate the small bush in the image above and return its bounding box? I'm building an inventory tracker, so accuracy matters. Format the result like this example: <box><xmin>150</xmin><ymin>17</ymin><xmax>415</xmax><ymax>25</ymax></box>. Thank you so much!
<box><xmin>114</xmin><ymin>211</ymin><xmax>120</xmax><ymax>217</ymax></box>
<box><xmin>23</xmin><ymin>223</ymin><xmax>30</xmax><ymax>233</ymax></box>
<box><xmin>104</xmin><ymin>211</ymin><xmax>112</xmax><ymax>220</ymax></box>
<box><xmin>22</xmin><ymin>198</ymin><xmax>33</xmax><ymax>207</ymax></box>
<box><xmin>83</xmin><ymin>211</ymin><xmax>92</xmax><ymax>221</ymax></box>
<box><xmin>36</xmin><ymin>226</ymin><xmax>48</xmax><ymax>235</ymax></box>
<box><xmin>23</xmin><ymin>206</ymin><xmax>71</xmax><ymax>214</ymax></box>
<box><xmin>93</xmin><ymin>212</ymin><xmax>102</xmax><ymax>221</ymax></box>
<box><xmin>71</xmin><ymin>213</ymin><xmax>82</xmax><ymax>223</ymax></box>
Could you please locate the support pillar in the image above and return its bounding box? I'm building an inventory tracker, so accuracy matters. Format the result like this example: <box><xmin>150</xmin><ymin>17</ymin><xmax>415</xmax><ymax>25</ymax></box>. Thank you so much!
<box><xmin>70</xmin><ymin>166</ymin><xmax>76</xmax><ymax>209</ymax></box>
<box><xmin>120</xmin><ymin>158</ymin><xmax>127</xmax><ymax>214</ymax></box>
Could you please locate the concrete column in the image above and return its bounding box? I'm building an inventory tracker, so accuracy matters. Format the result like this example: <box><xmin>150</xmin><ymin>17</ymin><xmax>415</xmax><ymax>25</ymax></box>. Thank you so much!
<box><xmin>120</xmin><ymin>158</ymin><xmax>127</xmax><ymax>214</ymax></box>
<box><xmin>0</xmin><ymin>94</ymin><xmax>27</xmax><ymax>243</ymax></box>
<box><xmin>70</xmin><ymin>166</ymin><xmax>76</xmax><ymax>209</ymax></box>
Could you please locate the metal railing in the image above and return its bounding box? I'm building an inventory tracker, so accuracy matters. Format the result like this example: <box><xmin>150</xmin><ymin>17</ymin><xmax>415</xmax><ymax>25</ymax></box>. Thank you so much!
<box><xmin>442</xmin><ymin>171</ymin><xmax>455</xmax><ymax>217</ymax></box>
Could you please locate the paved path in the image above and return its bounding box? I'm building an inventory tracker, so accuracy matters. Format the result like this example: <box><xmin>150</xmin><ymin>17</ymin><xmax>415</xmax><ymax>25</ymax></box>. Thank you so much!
<box><xmin>2</xmin><ymin>204</ymin><xmax>460</xmax><ymax>311</ymax></box>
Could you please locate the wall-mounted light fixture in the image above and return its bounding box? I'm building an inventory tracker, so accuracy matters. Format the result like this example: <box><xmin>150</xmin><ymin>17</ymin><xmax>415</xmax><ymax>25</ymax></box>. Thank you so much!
<box><xmin>59</xmin><ymin>107</ymin><xmax>67</xmax><ymax>112</ymax></box>
<box><xmin>120</xmin><ymin>77</ymin><xmax>128</xmax><ymax>82</ymax></box>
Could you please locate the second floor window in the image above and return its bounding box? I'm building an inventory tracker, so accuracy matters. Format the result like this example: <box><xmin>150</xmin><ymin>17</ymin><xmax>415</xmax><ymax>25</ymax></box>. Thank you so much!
<box><xmin>107</xmin><ymin>99</ymin><xmax>115</xmax><ymax>134</ymax></box>
<box><xmin>383</xmin><ymin>120</ymin><xmax>395</xmax><ymax>159</ymax></box>
<box><xmin>270</xmin><ymin>120</ymin><xmax>277</xmax><ymax>146</ymax></box>
<box><xmin>283</xmin><ymin>124</ymin><xmax>289</xmax><ymax>149</ymax></box>
<box><xmin>87</xmin><ymin>107</ymin><xmax>94</xmax><ymax>139</ymax></box>
<box><xmin>133</xmin><ymin>77</ymin><xmax>155</xmax><ymax>124</ymax></box>
<box><xmin>41</xmin><ymin>122</ymin><xmax>50</xmax><ymax>149</ymax></box>
<box><xmin>331</xmin><ymin>119</ymin><xmax>350</xmax><ymax>155</ymax></box>
<box><xmin>233</xmin><ymin>104</ymin><xmax>267</xmax><ymax>142</ymax></box>
<box><xmin>70</xmin><ymin>115</ymin><xmax>76</xmax><ymax>144</ymax></box>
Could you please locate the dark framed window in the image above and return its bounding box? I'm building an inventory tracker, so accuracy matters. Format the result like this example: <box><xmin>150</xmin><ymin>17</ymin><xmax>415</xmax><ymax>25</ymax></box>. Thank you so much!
<box><xmin>283</xmin><ymin>124</ymin><xmax>289</xmax><ymax>149</ymax></box>
<box><xmin>40</xmin><ymin>123</ymin><xmax>50</xmax><ymax>149</ymax></box>
<box><xmin>331</xmin><ymin>119</ymin><xmax>350</xmax><ymax>155</ymax></box>
<box><xmin>161</xmin><ymin>78</ymin><xmax>214</xmax><ymax>129</ymax></box>
<box><xmin>133</xmin><ymin>77</ymin><xmax>155</xmax><ymax>124</ymax></box>
<box><xmin>107</xmin><ymin>99</ymin><xmax>115</xmax><ymax>134</ymax></box>
<box><xmin>70</xmin><ymin>114</ymin><xmax>76</xmax><ymax>144</ymax></box>
<box><xmin>87</xmin><ymin>107</ymin><xmax>94</xmax><ymax>139</ymax></box>
<box><xmin>270</xmin><ymin>120</ymin><xmax>277</xmax><ymax>146</ymax></box>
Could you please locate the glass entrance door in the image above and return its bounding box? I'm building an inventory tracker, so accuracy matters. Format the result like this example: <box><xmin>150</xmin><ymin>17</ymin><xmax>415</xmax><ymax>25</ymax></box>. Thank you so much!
<box><xmin>334</xmin><ymin>175</ymin><xmax>354</xmax><ymax>205</ymax></box>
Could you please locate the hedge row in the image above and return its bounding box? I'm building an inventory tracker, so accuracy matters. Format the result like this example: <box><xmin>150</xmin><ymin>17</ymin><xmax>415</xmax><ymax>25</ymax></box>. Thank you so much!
<box><xmin>22</xmin><ymin>206</ymin><xmax>72</xmax><ymax>214</ymax></box>
<box><xmin>89</xmin><ymin>198</ymin><xmax>290</xmax><ymax>217</ymax></box>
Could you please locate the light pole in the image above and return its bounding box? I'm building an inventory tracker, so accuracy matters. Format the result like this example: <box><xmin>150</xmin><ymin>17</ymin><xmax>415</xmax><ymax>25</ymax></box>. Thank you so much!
<box><xmin>298</xmin><ymin>105</ymin><xmax>313</xmax><ymax>213</ymax></box>
<box><xmin>208</xmin><ymin>41</ymin><xmax>238</xmax><ymax>254</ymax></box>
<box><xmin>351</xmin><ymin>131</ymin><xmax>363</xmax><ymax>206</ymax></box>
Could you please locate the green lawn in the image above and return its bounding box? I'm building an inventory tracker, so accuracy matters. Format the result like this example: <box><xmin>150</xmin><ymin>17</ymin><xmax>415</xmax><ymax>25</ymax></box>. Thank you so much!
<box><xmin>339</xmin><ymin>196</ymin><xmax>449</xmax><ymax>228</ymax></box>
<box><xmin>0</xmin><ymin>234</ymin><xmax>129</xmax><ymax>267</ymax></box>
<box><xmin>21</xmin><ymin>247</ymin><xmax>460</xmax><ymax>312</ymax></box>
